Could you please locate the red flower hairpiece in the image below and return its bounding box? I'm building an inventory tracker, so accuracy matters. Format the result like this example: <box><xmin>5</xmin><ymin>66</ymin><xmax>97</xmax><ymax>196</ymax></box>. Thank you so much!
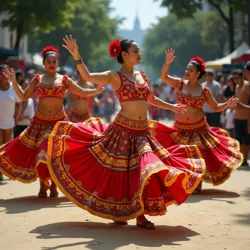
<box><xmin>190</xmin><ymin>56</ymin><xmax>205</xmax><ymax>72</ymax></box>
<box><xmin>41</xmin><ymin>46</ymin><xmax>60</xmax><ymax>58</ymax></box>
<box><xmin>108</xmin><ymin>40</ymin><xmax>122</xmax><ymax>57</ymax></box>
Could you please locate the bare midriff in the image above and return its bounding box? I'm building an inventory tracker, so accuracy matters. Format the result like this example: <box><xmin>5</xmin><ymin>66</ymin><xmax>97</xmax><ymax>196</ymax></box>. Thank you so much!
<box><xmin>37</xmin><ymin>98</ymin><xmax>64</xmax><ymax>114</ymax></box>
<box><xmin>119</xmin><ymin>100</ymin><xmax>148</xmax><ymax>120</ymax></box>
<box><xmin>175</xmin><ymin>106</ymin><xmax>205</xmax><ymax>124</ymax></box>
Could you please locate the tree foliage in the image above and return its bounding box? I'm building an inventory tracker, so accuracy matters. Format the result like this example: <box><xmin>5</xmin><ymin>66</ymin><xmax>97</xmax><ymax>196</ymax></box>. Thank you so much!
<box><xmin>158</xmin><ymin>0</ymin><xmax>248</xmax><ymax>52</ymax></box>
<box><xmin>142</xmin><ymin>12</ymin><xmax>220</xmax><ymax>79</ymax></box>
<box><xmin>201</xmin><ymin>11</ymin><xmax>228</xmax><ymax>58</ymax></box>
<box><xmin>0</xmin><ymin>0</ymin><xmax>78</xmax><ymax>50</ymax></box>
<box><xmin>32</xmin><ymin>0</ymin><xmax>121</xmax><ymax>72</ymax></box>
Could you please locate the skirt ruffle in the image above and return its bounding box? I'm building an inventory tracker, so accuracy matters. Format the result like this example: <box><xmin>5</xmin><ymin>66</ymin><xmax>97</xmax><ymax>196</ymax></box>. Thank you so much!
<box><xmin>0</xmin><ymin>109</ymin><xmax>68</xmax><ymax>185</ymax></box>
<box><xmin>47</xmin><ymin>114</ymin><xmax>205</xmax><ymax>221</ymax></box>
<box><xmin>149</xmin><ymin>118</ymin><xmax>243</xmax><ymax>185</ymax></box>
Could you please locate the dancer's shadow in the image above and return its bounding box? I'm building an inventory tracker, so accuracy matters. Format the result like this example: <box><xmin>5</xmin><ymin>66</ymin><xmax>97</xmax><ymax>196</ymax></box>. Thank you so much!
<box><xmin>242</xmin><ymin>187</ymin><xmax>250</xmax><ymax>201</ymax></box>
<box><xmin>233</xmin><ymin>213</ymin><xmax>250</xmax><ymax>226</ymax></box>
<box><xmin>0</xmin><ymin>196</ymin><xmax>73</xmax><ymax>214</ymax></box>
<box><xmin>30</xmin><ymin>221</ymin><xmax>199</xmax><ymax>250</ymax></box>
<box><xmin>237</xmin><ymin>164</ymin><xmax>250</xmax><ymax>171</ymax></box>
<box><xmin>186</xmin><ymin>189</ymin><xmax>240</xmax><ymax>204</ymax></box>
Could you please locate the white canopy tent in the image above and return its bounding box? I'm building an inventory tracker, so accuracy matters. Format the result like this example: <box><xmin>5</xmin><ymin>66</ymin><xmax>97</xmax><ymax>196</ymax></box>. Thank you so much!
<box><xmin>205</xmin><ymin>42</ymin><xmax>249</xmax><ymax>69</ymax></box>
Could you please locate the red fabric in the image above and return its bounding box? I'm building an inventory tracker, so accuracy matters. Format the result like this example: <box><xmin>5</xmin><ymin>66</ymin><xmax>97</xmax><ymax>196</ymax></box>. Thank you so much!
<box><xmin>34</xmin><ymin>74</ymin><xmax>68</xmax><ymax>99</ymax></box>
<box><xmin>231</xmin><ymin>50</ymin><xmax>250</xmax><ymax>63</ymax></box>
<box><xmin>47</xmin><ymin>114</ymin><xmax>205</xmax><ymax>221</ymax></box>
<box><xmin>149</xmin><ymin>118</ymin><xmax>243</xmax><ymax>185</ymax></box>
<box><xmin>0</xmin><ymin>111</ymin><xmax>68</xmax><ymax>185</ymax></box>
<box><xmin>116</xmin><ymin>71</ymin><xmax>150</xmax><ymax>102</ymax></box>
<box><xmin>176</xmin><ymin>80</ymin><xmax>209</xmax><ymax>109</ymax></box>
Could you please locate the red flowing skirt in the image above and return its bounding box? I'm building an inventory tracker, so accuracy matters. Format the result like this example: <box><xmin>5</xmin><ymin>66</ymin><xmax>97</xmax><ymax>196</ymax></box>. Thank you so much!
<box><xmin>47</xmin><ymin>114</ymin><xmax>205</xmax><ymax>221</ymax></box>
<box><xmin>0</xmin><ymin>109</ymin><xmax>68</xmax><ymax>185</ymax></box>
<box><xmin>149</xmin><ymin>118</ymin><xmax>243</xmax><ymax>185</ymax></box>
<box><xmin>68</xmin><ymin>109</ymin><xmax>91</xmax><ymax>123</ymax></box>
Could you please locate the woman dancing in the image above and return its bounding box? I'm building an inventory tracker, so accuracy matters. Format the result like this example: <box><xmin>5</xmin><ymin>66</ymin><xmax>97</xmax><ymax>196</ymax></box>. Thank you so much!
<box><xmin>67</xmin><ymin>70</ymin><xmax>99</xmax><ymax>122</ymax></box>
<box><xmin>47</xmin><ymin>36</ymin><xmax>205</xmax><ymax>229</ymax></box>
<box><xmin>149</xmin><ymin>49</ymin><xmax>243</xmax><ymax>193</ymax></box>
<box><xmin>0</xmin><ymin>46</ymin><xmax>103</xmax><ymax>197</ymax></box>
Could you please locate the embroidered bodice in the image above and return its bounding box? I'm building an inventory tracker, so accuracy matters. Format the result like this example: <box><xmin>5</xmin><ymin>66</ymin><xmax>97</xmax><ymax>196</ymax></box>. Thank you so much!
<box><xmin>176</xmin><ymin>79</ymin><xmax>209</xmax><ymax>109</ymax></box>
<box><xmin>116</xmin><ymin>71</ymin><xmax>150</xmax><ymax>102</ymax></box>
<box><xmin>34</xmin><ymin>74</ymin><xmax>68</xmax><ymax>99</ymax></box>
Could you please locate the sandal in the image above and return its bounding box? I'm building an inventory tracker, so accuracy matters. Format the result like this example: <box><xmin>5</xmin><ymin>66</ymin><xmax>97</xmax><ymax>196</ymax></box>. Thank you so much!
<box><xmin>50</xmin><ymin>190</ymin><xmax>59</xmax><ymax>198</ymax></box>
<box><xmin>192</xmin><ymin>182</ymin><xmax>202</xmax><ymax>194</ymax></box>
<box><xmin>38</xmin><ymin>181</ymin><xmax>48</xmax><ymax>198</ymax></box>
<box><xmin>136</xmin><ymin>221</ymin><xmax>155</xmax><ymax>230</ymax></box>
<box><xmin>38</xmin><ymin>190</ymin><xmax>48</xmax><ymax>198</ymax></box>
<box><xmin>113</xmin><ymin>221</ymin><xmax>128</xmax><ymax>225</ymax></box>
<box><xmin>50</xmin><ymin>182</ymin><xmax>59</xmax><ymax>197</ymax></box>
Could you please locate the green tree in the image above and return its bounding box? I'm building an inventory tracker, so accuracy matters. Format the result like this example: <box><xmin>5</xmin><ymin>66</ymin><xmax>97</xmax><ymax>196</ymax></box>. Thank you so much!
<box><xmin>158</xmin><ymin>0</ymin><xmax>248</xmax><ymax>52</ymax></box>
<box><xmin>0</xmin><ymin>0</ymin><xmax>78</xmax><ymax>51</ymax></box>
<box><xmin>33</xmin><ymin>0</ymin><xmax>121</xmax><ymax>72</ymax></box>
<box><xmin>201</xmin><ymin>11</ymin><xmax>228</xmax><ymax>58</ymax></box>
<box><xmin>142</xmin><ymin>12</ymin><xmax>215</xmax><ymax>79</ymax></box>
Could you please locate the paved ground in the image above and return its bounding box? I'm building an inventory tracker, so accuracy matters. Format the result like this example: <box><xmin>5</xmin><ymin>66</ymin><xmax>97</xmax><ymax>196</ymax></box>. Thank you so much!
<box><xmin>0</xmin><ymin>119</ymin><xmax>250</xmax><ymax>250</ymax></box>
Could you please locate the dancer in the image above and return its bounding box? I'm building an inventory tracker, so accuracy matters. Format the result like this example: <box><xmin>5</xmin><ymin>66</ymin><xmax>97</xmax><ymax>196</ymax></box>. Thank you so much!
<box><xmin>67</xmin><ymin>70</ymin><xmax>100</xmax><ymax>122</ymax></box>
<box><xmin>47</xmin><ymin>35</ymin><xmax>205</xmax><ymax>229</ymax></box>
<box><xmin>0</xmin><ymin>46</ymin><xmax>104</xmax><ymax>197</ymax></box>
<box><xmin>149</xmin><ymin>49</ymin><xmax>243</xmax><ymax>193</ymax></box>
<box><xmin>0</xmin><ymin>65</ymin><xmax>21</xmax><ymax>181</ymax></box>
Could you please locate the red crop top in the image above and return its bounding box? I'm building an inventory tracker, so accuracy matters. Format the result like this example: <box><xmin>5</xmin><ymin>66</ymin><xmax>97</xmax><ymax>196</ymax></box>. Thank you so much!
<box><xmin>34</xmin><ymin>74</ymin><xmax>69</xmax><ymax>99</ymax></box>
<box><xmin>116</xmin><ymin>71</ymin><xmax>150</xmax><ymax>102</ymax></box>
<box><xmin>176</xmin><ymin>79</ymin><xmax>209</xmax><ymax>109</ymax></box>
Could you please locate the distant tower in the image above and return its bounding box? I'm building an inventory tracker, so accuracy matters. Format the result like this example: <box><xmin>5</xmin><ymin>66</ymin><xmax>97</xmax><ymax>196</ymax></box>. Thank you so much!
<box><xmin>118</xmin><ymin>8</ymin><xmax>147</xmax><ymax>49</ymax></box>
<box><xmin>133</xmin><ymin>9</ymin><xmax>141</xmax><ymax>32</ymax></box>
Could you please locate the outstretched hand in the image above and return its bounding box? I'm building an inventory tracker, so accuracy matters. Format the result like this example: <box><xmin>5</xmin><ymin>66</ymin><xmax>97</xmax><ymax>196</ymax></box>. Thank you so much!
<box><xmin>172</xmin><ymin>103</ymin><xmax>187</xmax><ymax>114</ymax></box>
<box><xmin>62</xmin><ymin>35</ymin><xmax>80</xmax><ymax>58</ymax></box>
<box><xmin>165</xmin><ymin>48</ymin><xmax>175</xmax><ymax>65</ymax></box>
<box><xmin>2</xmin><ymin>68</ymin><xmax>16</xmax><ymax>82</ymax></box>
<box><xmin>227</xmin><ymin>96</ymin><xmax>239</xmax><ymax>108</ymax></box>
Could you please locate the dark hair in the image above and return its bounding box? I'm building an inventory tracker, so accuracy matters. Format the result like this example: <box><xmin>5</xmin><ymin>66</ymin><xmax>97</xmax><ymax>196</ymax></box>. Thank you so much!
<box><xmin>42</xmin><ymin>52</ymin><xmax>58</xmax><ymax>63</ymax></box>
<box><xmin>233</xmin><ymin>69</ymin><xmax>243</xmax><ymax>77</ymax></box>
<box><xmin>244</xmin><ymin>61</ymin><xmax>250</xmax><ymax>71</ymax></box>
<box><xmin>189</xmin><ymin>61</ymin><xmax>206</xmax><ymax>79</ymax></box>
<box><xmin>227</xmin><ymin>74</ymin><xmax>234</xmax><ymax>81</ymax></box>
<box><xmin>41</xmin><ymin>46</ymin><xmax>59</xmax><ymax>63</ymax></box>
<box><xmin>18</xmin><ymin>79</ymin><xmax>25</xmax><ymax>86</ymax></box>
<box><xmin>0</xmin><ymin>64</ymin><xmax>9</xmax><ymax>73</ymax></box>
<box><xmin>15</xmin><ymin>70</ymin><xmax>24</xmax><ymax>79</ymax></box>
<box><xmin>117</xmin><ymin>39</ymin><xmax>135</xmax><ymax>64</ymax></box>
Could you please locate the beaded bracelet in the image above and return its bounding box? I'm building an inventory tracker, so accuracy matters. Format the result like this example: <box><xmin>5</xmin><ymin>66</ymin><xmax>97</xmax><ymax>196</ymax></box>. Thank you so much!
<box><xmin>74</xmin><ymin>58</ymin><xmax>83</xmax><ymax>65</ymax></box>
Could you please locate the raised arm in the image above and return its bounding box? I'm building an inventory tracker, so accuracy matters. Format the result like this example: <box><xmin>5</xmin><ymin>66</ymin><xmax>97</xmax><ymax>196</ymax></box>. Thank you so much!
<box><xmin>3</xmin><ymin>68</ymin><xmax>37</xmax><ymax>101</ymax></box>
<box><xmin>67</xmin><ymin>77</ymin><xmax>104</xmax><ymax>98</ymax></box>
<box><xmin>161</xmin><ymin>48</ymin><xmax>182</xmax><ymax>89</ymax></box>
<box><xmin>62</xmin><ymin>35</ymin><xmax>119</xmax><ymax>89</ymax></box>
<box><xmin>206</xmin><ymin>88</ymin><xmax>238</xmax><ymax>112</ymax></box>
<box><xmin>146</xmin><ymin>82</ymin><xmax>187</xmax><ymax>114</ymax></box>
